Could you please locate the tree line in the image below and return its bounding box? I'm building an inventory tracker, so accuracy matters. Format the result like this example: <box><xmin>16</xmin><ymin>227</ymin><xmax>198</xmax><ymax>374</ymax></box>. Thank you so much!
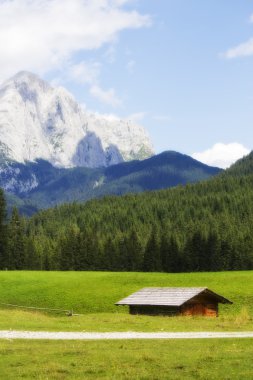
<box><xmin>1</xmin><ymin>162</ymin><xmax>253</xmax><ymax>272</ymax></box>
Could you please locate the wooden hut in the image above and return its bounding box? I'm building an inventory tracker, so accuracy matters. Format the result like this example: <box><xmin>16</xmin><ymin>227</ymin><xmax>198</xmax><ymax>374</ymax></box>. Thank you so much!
<box><xmin>115</xmin><ymin>287</ymin><xmax>232</xmax><ymax>317</ymax></box>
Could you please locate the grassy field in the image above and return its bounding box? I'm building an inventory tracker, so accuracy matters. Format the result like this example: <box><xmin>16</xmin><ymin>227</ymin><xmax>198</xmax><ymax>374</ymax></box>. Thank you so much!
<box><xmin>0</xmin><ymin>271</ymin><xmax>252</xmax><ymax>380</ymax></box>
<box><xmin>0</xmin><ymin>339</ymin><xmax>252</xmax><ymax>379</ymax></box>
<box><xmin>0</xmin><ymin>271</ymin><xmax>252</xmax><ymax>332</ymax></box>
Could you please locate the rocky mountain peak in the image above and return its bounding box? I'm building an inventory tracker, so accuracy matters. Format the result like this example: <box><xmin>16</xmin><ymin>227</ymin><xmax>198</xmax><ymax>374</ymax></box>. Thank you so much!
<box><xmin>0</xmin><ymin>72</ymin><xmax>154</xmax><ymax>168</ymax></box>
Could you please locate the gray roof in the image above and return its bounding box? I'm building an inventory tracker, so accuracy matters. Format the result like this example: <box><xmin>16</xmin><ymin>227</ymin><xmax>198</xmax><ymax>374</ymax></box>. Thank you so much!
<box><xmin>116</xmin><ymin>287</ymin><xmax>232</xmax><ymax>307</ymax></box>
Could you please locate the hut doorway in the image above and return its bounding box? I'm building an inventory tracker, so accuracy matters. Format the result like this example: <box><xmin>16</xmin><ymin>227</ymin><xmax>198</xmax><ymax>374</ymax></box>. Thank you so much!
<box><xmin>182</xmin><ymin>303</ymin><xmax>218</xmax><ymax>317</ymax></box>
<box><xmin>191</xmin><ymin>304</ymin><xmax>205</xmax><ymax>316</ymax></box>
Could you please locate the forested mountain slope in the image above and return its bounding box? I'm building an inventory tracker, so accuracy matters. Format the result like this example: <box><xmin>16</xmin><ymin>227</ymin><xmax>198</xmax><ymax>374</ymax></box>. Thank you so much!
<box><xmin>225</xmin><ymin>151</ymin><xmax>253</xmax><ymax>177</ymax></box>
<box><xmin>2</xmin><ymin>151</ymin><xmax>221</xmax><ymax>213</ymax></box>
<box><xmin>0</xmin><ymin>152</ymin><xmax>251</xmax><ymax>272</ymax></box>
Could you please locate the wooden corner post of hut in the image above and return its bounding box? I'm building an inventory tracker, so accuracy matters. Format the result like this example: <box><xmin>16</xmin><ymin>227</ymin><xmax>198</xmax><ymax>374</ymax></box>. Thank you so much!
<box><xmin>115</xmin><ymin>288</ymin><xmax>232</xmax><ymax>317</ymax></box>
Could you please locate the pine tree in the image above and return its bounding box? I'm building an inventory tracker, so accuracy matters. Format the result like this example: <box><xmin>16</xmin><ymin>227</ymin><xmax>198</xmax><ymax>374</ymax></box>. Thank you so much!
<box><xmin>184</xmin><ymin>231</ymin><xmax>206</xmax><ymax>272</ymax></box>
<box><xmin>59</xmin><ymin>226</ymin><xmax>79</xmax><ymax>270</ymax></box>
<box><xmin>163</xmin><ymin>235</ymin><xmax>182</xmax><ymax>273</ymax></box>
<box><xmin>103</xmin><ymin>237</ymin><xmax>119</xmax><ymax>271</ymax></box>
<box><xmin>205</xmin><ymin>231</ymin><xmax>221</xmax><ymax>271</ymax></box>
<box><xmin>8</xmin><ymin>207</ymin><xmax>25</xmax><ymax>270</ymax></box>
<box><xmin>124</xmin><ymin>230</ymin><xmax>143</xmax><ymax>271</ymax></box>
<box><xmin>143</xmin><ymin>227</ymin><xmax>161</xmax><ymax>272</ymax></box>
<box><xmin>219</xmin><ymin>240</ymin><xmax>233</xmax><ymax>271</ymax></box>
<box><xmin>160</xmin><ymin>232</ymin><xmax>170</xmax><ymax>271</ymax></box>
<box><xmin>0</xmin><ymin>189</ymin><xmax>7</xmax><ymax>269</ymax></box>
<box><xmin>24</xmin><ymin>237</ymin><xmax>40</xmax><ymax>270</ymax></box>
<box><xmin>118</xmin><ymin>236</ymin><xmax>129</xmax><ymax>270</ymax></box>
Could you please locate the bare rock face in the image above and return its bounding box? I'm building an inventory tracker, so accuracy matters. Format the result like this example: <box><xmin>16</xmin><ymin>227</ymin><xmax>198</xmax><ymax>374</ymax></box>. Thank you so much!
<box><xmin>0</xmin><ymin>71</ymin><xmax>154</xmax><ymax>168</ymax></box>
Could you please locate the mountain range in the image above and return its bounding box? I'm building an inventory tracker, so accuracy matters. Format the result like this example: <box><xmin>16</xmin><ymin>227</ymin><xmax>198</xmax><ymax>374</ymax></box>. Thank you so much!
<box><xmin>2</xmin><ymin>151</ymin><xmax>222</xmax><ymax>214</ymax></box>
<box><xmin>0</xmin><ymin>71</ymin><xmax>222</xmax><ymax>214</ymax></box>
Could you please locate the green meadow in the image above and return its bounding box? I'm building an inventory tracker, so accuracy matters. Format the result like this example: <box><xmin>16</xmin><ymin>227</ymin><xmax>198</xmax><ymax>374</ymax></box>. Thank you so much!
<box><xmin>0</xmin><ymin>271</ymin><xmax>252</xmax><ymax>380</ymax></box>
<box><xmin>0</xmin><ymin>271</ymin><xmax>252</xmax><ymax>332</ymax></box>
<box><xmin>0</xmin><ymin>339</ymin><xmax>252</xmax><ymax>379</ymax></box>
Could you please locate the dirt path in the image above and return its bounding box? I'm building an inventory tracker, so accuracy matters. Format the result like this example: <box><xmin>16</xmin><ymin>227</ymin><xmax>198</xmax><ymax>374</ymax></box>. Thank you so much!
<box><xmin>0</xmin><ymin>331</ymin><xmax>252</xmax><ymax>340</ymax></box>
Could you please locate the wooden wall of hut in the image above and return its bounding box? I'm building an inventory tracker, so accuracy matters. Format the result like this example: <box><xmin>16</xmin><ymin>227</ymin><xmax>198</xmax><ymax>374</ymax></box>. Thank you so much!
<box><xmin>180</xmin><ymin>303</ymin><xmax>218</xmax><ymax>317</ymax></box>
<box><xmin>129</xmin><ymin>305</ymin><xmax>179</xmax><ymax>316</ymax></box>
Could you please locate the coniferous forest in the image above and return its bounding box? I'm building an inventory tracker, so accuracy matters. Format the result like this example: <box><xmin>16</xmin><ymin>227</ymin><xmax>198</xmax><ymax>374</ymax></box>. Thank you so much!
<box><xmin>0</xmin><ymin>153</ymin><xmax>253</xmax><ymax>272</ymax></box>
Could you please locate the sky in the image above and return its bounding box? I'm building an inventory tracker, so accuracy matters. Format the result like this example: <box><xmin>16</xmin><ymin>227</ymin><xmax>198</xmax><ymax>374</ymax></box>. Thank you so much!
<box><xmin>0</xmin><ymin>0</ymin><xmax>253</xmax><ymax>168</ymax></box>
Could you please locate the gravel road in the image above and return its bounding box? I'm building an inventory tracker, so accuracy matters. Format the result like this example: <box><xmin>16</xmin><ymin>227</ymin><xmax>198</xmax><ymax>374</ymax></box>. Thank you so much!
<box><xmin>0</xmin><ymin>331</ymin><xmax>253</xmax><ymax>340</ymax></box>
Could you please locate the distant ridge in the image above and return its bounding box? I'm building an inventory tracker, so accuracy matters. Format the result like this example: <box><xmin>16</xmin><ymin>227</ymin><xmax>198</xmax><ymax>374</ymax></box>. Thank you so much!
<box><xmin>1</xmin><ymin>150</ymin><xmax>222</xmax><ymax>214</ymax></box>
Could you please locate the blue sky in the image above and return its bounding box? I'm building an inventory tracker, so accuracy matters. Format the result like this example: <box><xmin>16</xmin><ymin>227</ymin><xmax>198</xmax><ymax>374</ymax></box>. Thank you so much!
<box><xmin>0</xmin><ymin>0</ymin><xmax>253</xmax><ymax>167</ymax></box>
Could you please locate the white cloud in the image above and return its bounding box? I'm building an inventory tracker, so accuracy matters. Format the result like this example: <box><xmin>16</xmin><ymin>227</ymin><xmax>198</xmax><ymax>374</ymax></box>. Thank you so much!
<box><xmin>90</xmin><ymin>84</ymin><xmax>122</xmax><ymax>107</ymax></box>
<box><xmin>66</xmin><ymin>61</ymin><xmax>122</xmax><ymax>108</ymax></box>
<box><xmin>224</xmin><ymin>38</ymin><xmax>253</xmax><ymax>59</ymax></box>
<box><xmin>0</xmin><ymin>0</ymin><xmax>151</xmax><ymax>81</ymax></box>
<box><xmin>67</xmin><ymin>61</ymin><xmax>101</xmax><ymax>85</ymax></box>
<box><xmin>192</xmin><ymin>143</ymin><xmax>250</xmax><ymax>169</ymax></box>
<box><xmin>98</xmin><ymin>113</ymin><xmax>121</xmax><ymax>122</ymax></box>
<box><xmin>223</xmin><ymin>13</ymin><xmax>253</xmax><ymax>59</ymax></box>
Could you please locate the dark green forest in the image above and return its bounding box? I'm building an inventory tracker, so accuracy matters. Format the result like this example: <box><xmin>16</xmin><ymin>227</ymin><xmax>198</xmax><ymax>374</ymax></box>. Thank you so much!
<box><xmin>0</xmin><ymin>153</ymin><xmax>253</xmax><ymax>272</ymax></box>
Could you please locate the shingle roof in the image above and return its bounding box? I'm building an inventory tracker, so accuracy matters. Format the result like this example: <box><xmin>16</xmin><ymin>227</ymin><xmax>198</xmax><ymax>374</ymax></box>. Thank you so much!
<box><xmin>115</xmin><ymin>287</ymin><xmax>232</xmax><ymax>307</ymax></box>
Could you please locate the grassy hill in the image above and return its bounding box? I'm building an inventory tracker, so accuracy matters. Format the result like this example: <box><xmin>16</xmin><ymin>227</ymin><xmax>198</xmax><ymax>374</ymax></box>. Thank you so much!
<box><xmin>0</xmin><ymin>271</ymin><xmax>251</xmax><ymax>316</ymax></box>
<box><xmin>0</xmin><ymin>271</ymin><xmax>251</xmax><ymax>335</ymax></box>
